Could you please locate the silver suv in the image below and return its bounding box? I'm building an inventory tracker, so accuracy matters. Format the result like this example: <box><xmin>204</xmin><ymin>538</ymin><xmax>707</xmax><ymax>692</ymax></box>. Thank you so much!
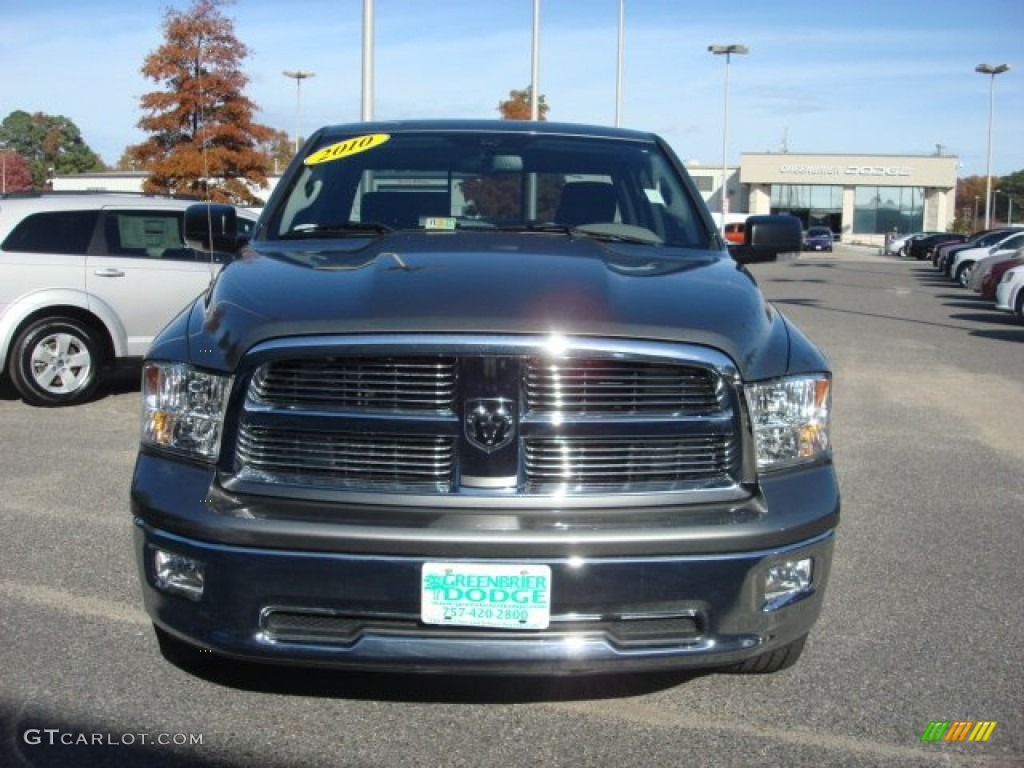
<box><xmin>0</xmin><ymin>193</ymin><xmax>256</xmax><ymax>405</ymax></box>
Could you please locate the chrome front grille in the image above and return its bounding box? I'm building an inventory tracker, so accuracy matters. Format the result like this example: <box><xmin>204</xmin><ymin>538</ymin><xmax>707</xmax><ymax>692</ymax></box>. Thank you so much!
<box><xmin>249</xmin><ymin>357</ymin><xmax>457</xmax><ymax>411</ymax></box>
<box><xmin>236</xmin><ymin>425</ymin><xmax>455</xmax><ymax>491</ymax></box>
<box><xmin>525</xmin><ymin>358</ymin><xmax>722</xmax><ymax>415</ymax></box>
<box><xmin>524</xmin><ymin>435</ymin><xmax>739</xmax><ymax>492</ymax></box>
<box><xmin>231</xmin><ymin>338</ymin><xmax>743</xmax><ymax>497</ymax></box>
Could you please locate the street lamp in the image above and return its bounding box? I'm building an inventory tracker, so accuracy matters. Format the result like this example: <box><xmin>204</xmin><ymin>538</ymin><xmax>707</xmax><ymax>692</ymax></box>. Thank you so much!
<box><xmin>283</xmin><ymin>70</ymin><xmax>316</xmax><ymax>154</ymax></box>
<box><xmin>709</xmin><ymin>44</ymin><xmax>748</xmax><ymax>226</ymax></box>
<box><xmin>975</xmin><ymin>63</ymin><xmax>1010</xmax><ymax>229</ymax></box>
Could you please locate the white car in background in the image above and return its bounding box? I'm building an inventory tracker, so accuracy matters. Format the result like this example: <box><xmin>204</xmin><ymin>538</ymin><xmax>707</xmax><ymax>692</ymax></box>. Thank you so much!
<box><xmin>0</xmin><ymin>192</ymin><xmax>256</xmax><ymax>406</ymax></box>
<box><xmin>948</xmin><ymin>230</ymin><xmax>1024</xmax><ymax>287</ymax></box>
<box><xmin>994</xmin><ymin>264</ymin><xmax>1024</xmax><ymax>320</ymax></box>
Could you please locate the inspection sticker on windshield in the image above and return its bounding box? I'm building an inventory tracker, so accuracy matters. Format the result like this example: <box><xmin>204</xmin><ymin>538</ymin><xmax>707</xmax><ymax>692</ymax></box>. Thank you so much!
<box><xmin>421</xmin><ymin>216</ymin><xmax>456</xmax><ymax>230</ymax></box>
<box><xmin>304</xmin><ymin>133</ymin><xmax>390</xmax><ymax>165</ymax></box>
<box><xmin>421</xmin><ymin>563</ymin><xmax>551</xmax><ymax>629</ymax></box>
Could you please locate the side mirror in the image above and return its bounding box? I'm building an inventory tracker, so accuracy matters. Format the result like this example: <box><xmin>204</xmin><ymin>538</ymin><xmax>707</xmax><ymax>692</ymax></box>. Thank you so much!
<box><xmin>728</xmin><ymin>214</ymin><xmax>803</xmax><ymax>263</ymax></box>
<box><xmin>184</xmin><ymin>204</ymin><xmax>240</xmax><ymax>255</ymax></box>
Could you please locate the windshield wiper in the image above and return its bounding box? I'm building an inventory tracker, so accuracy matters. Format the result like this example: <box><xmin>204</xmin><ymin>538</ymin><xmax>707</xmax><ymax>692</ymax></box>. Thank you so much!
<box><xmin>280</xmin><ymin>222</ymin><xmax>393</xmax><ymax>239</ymax></box>
<box><xmin>492</xmin><ymin>222</ymin><xmax>663</xmax><ymax>245</ymax></box>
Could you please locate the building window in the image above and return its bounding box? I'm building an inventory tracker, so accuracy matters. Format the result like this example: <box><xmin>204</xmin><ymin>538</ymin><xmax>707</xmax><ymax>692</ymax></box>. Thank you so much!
<box><xmin>770</xmin><ymin>184</ymin><xmax>842</xmax><ymax>231</ymax></box>
<box><xmin>693</xmin><ymin>175</ymin><xmax>713</xmax><ymax>193</ymax></box>
<box><xmin>853</xmin><ymin>186</ymin><xmax>923</xmax><ymax>234</ymax></box>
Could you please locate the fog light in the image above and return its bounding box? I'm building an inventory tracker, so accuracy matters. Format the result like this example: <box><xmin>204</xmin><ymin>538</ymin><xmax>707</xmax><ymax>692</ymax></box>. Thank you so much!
<box><xmin>153</xmin><ymin>549</ymin><xmax>205</xmax><ymax>601</ymax></box>
<box><xmin>764</xmin><ymin>558</ymin><xmax>812</xmax><ymax>610</ymax></box>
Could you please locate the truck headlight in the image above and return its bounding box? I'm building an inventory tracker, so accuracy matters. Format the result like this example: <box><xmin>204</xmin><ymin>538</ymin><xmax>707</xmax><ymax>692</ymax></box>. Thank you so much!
<box><xmin>141</xmin><ymin>362</ymin><xmax>232</xmax><ymax>461</ymax></box>
<box><xmin>745</xmin><ymin>375</ymin><xmax>831</xmax><ymax>470</ymax></box>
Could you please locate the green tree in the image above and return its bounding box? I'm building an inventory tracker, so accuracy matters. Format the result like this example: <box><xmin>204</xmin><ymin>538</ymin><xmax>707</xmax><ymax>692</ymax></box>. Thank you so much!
<box><xmin>258</xmin><ymin>128</ymin><xmax>295</xmax><ymax>175</ymax></box>
<box><xmin>127</xmin><ymin>0</ymin><xmax>274</xmax><ymax>204</ymax></box>
<box><xmin>996</xmin><ymin>169</ymin><xmax>1024</xmax><ymax>223</ymax></box>
<box><xmin>0</xmin><ymin>110</ymin><xmax>105</xmax><ymax>187</ymax></box>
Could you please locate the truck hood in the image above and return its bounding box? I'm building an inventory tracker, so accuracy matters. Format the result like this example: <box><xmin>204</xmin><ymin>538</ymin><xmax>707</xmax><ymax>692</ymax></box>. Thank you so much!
<box><xmin>157</xmin><ymin>232</ymin><xmax>817</xmax><ymax>380</ymax></box>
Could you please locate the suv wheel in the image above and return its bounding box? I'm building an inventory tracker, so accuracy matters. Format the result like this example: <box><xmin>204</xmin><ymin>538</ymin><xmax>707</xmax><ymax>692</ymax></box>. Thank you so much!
<box><xmin>9</xmin><ymin>316</ymin><xmax>103</xmax><ymax>406</ymax></box>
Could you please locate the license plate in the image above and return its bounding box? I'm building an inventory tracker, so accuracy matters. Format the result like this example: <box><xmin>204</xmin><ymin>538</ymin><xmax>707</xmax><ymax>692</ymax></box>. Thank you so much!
<box><xmin>421</xmin><ymin>562</ymin><xmax>551</xmax><ymax>629</ymax></box>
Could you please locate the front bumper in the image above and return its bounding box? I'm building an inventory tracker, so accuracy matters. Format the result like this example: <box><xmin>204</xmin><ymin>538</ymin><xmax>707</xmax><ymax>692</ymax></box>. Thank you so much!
<box><xmin>132</xmin><ymin>456</ymin><xmax>838</xmax><ymax>675</ymax></box>
<box><xmin>994</xmin><ymin>281</ymin><xmax>1017</xmax><ymax>312</ymax></box>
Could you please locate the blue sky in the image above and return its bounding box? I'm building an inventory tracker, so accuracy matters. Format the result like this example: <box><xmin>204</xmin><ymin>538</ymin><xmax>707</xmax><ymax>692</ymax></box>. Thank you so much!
<box><xmin>1</xmin><ymin>0</ymin><xmax>1021</xmax><ymax>176</ymax></box>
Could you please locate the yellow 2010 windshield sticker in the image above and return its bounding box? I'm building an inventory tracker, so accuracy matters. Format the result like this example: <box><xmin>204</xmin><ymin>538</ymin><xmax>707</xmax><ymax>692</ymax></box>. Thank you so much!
<box><xmin>304</xmin><ymin>133</ymin><xmax>390</xmax><ymax>165</ymax></box>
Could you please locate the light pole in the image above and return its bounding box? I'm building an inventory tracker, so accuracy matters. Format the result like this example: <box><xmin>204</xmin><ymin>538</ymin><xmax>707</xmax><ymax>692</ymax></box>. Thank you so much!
<box><xmin>615</xmin><ymin>0</ymin><xmax>624</xmax><ymax>127</ymax></box>
<box><xmin>362</xmin><ymin>0</ymin><xmax>374</xmax><ymax>121</ymax></box>
<box><xmin>283</xmin><ymin>70</ymin><xmax>316</xmax><ymax>154</ymax></box>
<box><xmin>530</xmin><ymin>0</ymin><xmax>541</xmax><ymax>121</ymax></box>
<box><xmin>975</xmin><ymin>63</ymin><xmax>1010</xmax><ymax>229</ymax></box>
<box><xmin>709</xmin><ymin>44</ymin><xmax>748</xmax><ymax>226</ymax></box>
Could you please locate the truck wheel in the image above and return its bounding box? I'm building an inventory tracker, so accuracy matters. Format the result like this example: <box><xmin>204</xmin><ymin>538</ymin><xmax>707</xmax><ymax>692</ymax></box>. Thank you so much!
<box><xmin>728</xmin><ymin>634</ymin><xmax>807</xmax><ymax>674</ymax></box>
<box><xmin>9</xmin><ymin>316</ymin><xmax>103</xmax><ymax>406</ymax></box>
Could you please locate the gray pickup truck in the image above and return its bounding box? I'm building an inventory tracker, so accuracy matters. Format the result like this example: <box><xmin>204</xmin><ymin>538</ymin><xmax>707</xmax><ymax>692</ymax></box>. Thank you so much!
<box><xmin>132</xmin><ymin>120</ymin><xmax>839</xmax><ymax>675</ymax></box>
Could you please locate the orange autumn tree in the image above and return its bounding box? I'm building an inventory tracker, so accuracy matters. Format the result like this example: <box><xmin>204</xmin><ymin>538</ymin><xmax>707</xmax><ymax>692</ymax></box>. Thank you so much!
<box><xmin>128</xmin><ymin>0</ymin><xmax>274</xmax><ymax>204</ymax></box>
<box><xmin>497</xmin><ymin>87</ymin><xmax>549</xmax><ymax>121</ymax></box>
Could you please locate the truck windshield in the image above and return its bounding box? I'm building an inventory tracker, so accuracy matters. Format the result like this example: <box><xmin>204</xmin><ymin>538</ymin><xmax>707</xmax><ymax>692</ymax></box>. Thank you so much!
<box><xmin>261</xmin><ymin>130</ymin><xmax>710</xmax><ymax>249</ymax></box>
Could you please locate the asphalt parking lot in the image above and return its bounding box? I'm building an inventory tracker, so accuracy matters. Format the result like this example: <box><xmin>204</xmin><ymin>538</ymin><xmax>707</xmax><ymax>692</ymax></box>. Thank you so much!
<box><xmin>1</xmin><ymin>244</ymin><xmax>1021</xmax><ymax>767</ymax></box>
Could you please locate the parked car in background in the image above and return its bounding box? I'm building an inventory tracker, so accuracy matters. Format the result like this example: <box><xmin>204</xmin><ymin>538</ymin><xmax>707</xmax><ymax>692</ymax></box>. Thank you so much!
<box><xmin>803</xmin><ymin>226</ymin><xmax>833</xmax><ymax>252</ymax></box>
<box><xmin>948</xmin><ymin>230</ymin><xmax>1024</xmax><ymax>287</ymax></box>
<box><xmin>0</xmin><ymin>192</ymin><xmax>257</xmax><ymax>405</ymax></box>
<box><xmin>938</xmin><ymin>228</ymin><xmax>1022</xmax><ymax>275</ymax></box>
<box><xmin>994</xmin><ymin>264</ymin><xmax>1024</xmax><ymax>320</ymax></box>
<box><xmin>966</xmin><ymin>237</ymin><xmax>1024</xmax><ymax>291</ymax></box>
<box><xmin>908</xmin><ymin>232</ymin><xmax>966</xmax><ymax>262</ymax></box>
<box><xmin>723</xmin><ymin>220</ymin><xmax>745</xmax><ymax>244</ymax></box>
<box><xmin>979</xmin><ymin>253</ymin><xmax>1024</xmax><ymax>301</ymax></box>
<box><xmin>886</xmin><ymin>231</ymin><xmax>941</xmax><ymax>258</ymax></box>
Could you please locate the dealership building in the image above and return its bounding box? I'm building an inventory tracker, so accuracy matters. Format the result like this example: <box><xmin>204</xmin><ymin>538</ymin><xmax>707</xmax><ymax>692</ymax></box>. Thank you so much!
<box><xmin>54</xmin><ymin>150</ymin><xmax>960</xmax><ymax>247</ymax></box>
<box><xmin>688</xmin><ymin>151</ymin><xmax>961</xmax><ymax>245</ymax></box>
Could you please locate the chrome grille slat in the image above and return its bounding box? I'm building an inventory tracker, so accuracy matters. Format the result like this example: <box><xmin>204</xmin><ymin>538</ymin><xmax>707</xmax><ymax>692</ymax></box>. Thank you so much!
<box><xmin>236</xmin><ymin>425</ymin><xmax>455</xmax><ymax>489</ymax></box>
<box><xmin>524</xmin><ymin>359</ymin><xmax>721</xmax><ymax>415</ymax></box>
<box><xmin>250</xmin><ymin>357</ymin><xmax>457</xmax><ymax>411</ymax></box>
<box><xmin>524</xmin><ymin>436</ymin><xmax>738</xmax><ymax>490</ymax></box>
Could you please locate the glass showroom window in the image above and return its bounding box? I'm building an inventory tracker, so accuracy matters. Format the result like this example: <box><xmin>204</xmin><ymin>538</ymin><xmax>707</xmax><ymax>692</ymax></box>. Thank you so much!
<box><xmin>853</xmin><ymin>186</ymin><xmax>923</xmax><ymax>234</ymax></box>
<box><xmin>770</xmin><ymin>184</ymin><xmax>842</xmax><ymax>230</ymax></box>
<box><xmin>771</xmin><ymin>184</ymin><xmax>842</xmax><ymax>211</ymax></box>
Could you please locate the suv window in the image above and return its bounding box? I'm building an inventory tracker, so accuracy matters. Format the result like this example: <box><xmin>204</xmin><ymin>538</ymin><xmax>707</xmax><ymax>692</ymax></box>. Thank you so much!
<box><xmin>2</xmin><ymin>210</ymin><xmax>99</xmax><ymax>254</ymax></box>
<box><xmin>103</xmin><ymin>211</ymin><xmax>187</xmax><ymax>259</ymax></box>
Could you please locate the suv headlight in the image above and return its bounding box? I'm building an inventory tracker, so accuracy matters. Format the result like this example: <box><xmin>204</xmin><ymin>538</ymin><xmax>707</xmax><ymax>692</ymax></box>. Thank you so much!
<box><xmin>745</xmin><ymin>375</ymin><xmax>831</xmax><ymax>470</ymax></box>
<box><xmin>141</xmin><ymin>362</ymin><xmax>232</xmax><ymax>461</ymax></box>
